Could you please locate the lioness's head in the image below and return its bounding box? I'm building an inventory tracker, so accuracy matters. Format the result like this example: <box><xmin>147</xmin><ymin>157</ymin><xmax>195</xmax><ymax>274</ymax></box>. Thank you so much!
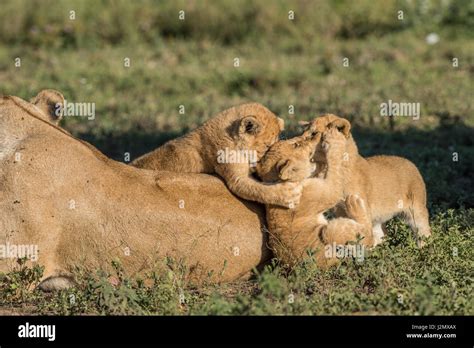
<box><xmin>29</xmin><ymin>89</ymin><xmax>65</xmax><ymax>126</ymax></box>
<box><xmin>299</xmin><ymin>114</ymin><xmax>351</xmax><ymax>162</ymax></box>
<box><xmin>256</xmin><ymin>135</ymin><xmax>319</xmax><ymax>183</ymax></box>
<box><xmin>230</xmin><ymin>103</ymin><xmax>285</xmax><ymax>159</ymax></box>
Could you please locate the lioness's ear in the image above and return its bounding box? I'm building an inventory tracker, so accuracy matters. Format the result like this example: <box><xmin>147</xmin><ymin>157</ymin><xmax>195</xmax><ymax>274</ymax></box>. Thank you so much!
<box><xmin>30</xmin><ymin>89</ymin><xmax>65</xmax><ymax>125</ymax></box>
<box><xmin>239</xmin><ymin>115</ymin><xmax>261</xmax><ymax>135</ymax></box>
<box><xmin>278</xmin><ymin>159</ymin><xmax>293</xmax><ymax>181</ymax></box>
<box><xmin>328</xmin><ymin>118</ymin><xmax>351</xmax><ymax>138</ymax></box>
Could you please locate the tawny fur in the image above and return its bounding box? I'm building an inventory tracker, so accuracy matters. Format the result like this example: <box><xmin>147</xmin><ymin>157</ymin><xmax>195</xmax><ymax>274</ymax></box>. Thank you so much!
<box><xmin>302</xmin><ymin>114</ymin><xmax>431</xmax><ymax>247</ymax></box>
<box><xmin>131</xmin><ymin>103</ymin><xmax>302</xmax><ymax>208</ymax></box>
<box><xmin>256</xmin><ymin>128</ymin><xmax>374</xmax><ymax>268</ymax></box>
<box><xmin>0</xmin><ymin>92</ymin><xmax>274</xmax><ymax>289</ymax></box>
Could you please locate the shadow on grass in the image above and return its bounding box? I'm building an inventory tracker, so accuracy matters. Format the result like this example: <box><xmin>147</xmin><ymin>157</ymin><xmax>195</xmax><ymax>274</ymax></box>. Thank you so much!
<box><xmin>352</xmin><ymin>123</ymin><xmax>473</xmax><ymax>210</ymax></box>
<box><xmin>76</xmin><ymin>121</ymin><xmax>473</xmax><ymax>210</ymax></box>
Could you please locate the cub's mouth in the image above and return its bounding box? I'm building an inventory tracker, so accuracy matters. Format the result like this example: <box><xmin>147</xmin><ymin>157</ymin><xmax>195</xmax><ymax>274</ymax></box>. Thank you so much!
<box><xmin>309</xmin><ymin>157</ymin><xmax>327</xmax><ymax>178</ymax></box>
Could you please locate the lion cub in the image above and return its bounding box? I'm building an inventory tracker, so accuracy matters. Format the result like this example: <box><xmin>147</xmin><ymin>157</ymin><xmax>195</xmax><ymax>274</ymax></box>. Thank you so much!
<box><xmin>132</xmin><ymin>103</ymin><xmax>302</xmax><ymax>207</ymax></box>
<box><xmin>301</xmin><ymin>114</ymin><xmax>431</xmax><ymax>246</ymax></box>
<box><xmin>256</xmin><ymin>126</ymin><xmax>373</xmax><ymax>267</ymax></box>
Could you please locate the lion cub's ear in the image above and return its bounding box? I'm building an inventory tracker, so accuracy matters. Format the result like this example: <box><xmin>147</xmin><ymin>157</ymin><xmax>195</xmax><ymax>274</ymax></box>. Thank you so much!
<box><xmin>239</xmin><ymin>115</ymin><xmax>261</xmax><ymax>135</ymax></box>
<box><xmin>278</xmin><ymin>159</ymin><xmax>294</xmax><ymax>181</ymax></box>
<box><xmin>30</xmin><ymin>89</ymin><xmax>65</xmax><ymax>125</ymax></box>
<box><xmin>328</xmin><ymin>118</ymin><xmax>351</xmax><ymax>138</ymax></box>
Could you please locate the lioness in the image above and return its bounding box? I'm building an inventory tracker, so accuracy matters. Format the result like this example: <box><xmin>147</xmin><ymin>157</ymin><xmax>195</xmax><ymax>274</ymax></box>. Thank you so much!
<box><xmin>132</xmin><ymin>103</ymin><xmax>303</xmax><ymax>208</ymax></box>
<box><xmin>256</xmin><ymin>126</ymin><xmax>373</xmax><ymax>267</ymax></box>
<box><xmin>0</xmin><ymin>91</ymin><xmax>274</xmax><ymax>290</ymax></box>
<box><xmin>301</xmin><ymin>114</ymin><xmax>431</xmax><ymax>246</ymax></box>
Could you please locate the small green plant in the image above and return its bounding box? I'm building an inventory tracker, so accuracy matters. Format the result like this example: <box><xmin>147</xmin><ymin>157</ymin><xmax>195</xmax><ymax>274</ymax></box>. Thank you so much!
<box><xmin>0</xmin><ymin>258</ymin><xmax>44</xmax><ymax>307</ymax></box>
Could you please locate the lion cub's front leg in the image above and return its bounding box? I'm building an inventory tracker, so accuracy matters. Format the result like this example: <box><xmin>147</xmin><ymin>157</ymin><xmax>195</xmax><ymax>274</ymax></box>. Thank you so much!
<box><xmin>216</xmin><ymin>163</ymin><xmax>303</xmax><ymax>208</ymax></box>
<box><xmin>303</xmin><ymin>127</ymin><xmax>346</xmax><ymax>202</ymax></box>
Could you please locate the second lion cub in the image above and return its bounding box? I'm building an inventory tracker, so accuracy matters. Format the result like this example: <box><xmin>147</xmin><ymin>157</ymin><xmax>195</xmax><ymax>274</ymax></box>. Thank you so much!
<box><xmin>301</xmin><ymin>114</ymin><xmax>431</xmax><ymax>246</ymax></box>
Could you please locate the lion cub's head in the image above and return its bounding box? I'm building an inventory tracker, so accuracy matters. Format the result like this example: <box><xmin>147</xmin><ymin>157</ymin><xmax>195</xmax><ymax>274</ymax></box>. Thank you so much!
<box><xmin>256</xmin><ymin>136</ymin><xmax>319</xmax><ymax>183</ymax></box>
<box><xmin>299</xmin><ymin>114</ymin><xmax>351</xmax><ymax>162</ymax></box>
<box><xmin>228</xmin><ymin>103</ymin><xmax>285</xmax><ymax>160</ymax></box>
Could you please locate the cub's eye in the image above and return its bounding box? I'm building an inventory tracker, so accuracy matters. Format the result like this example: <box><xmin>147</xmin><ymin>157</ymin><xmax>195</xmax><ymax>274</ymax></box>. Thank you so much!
<box><xmin>293</xmin><ymin>142</ymin><xmax>301</xmax><ymax>148</ymax></box>
<box><xmin>311</xmin><ymin>131</ymin><xmax>318</xmax><ymax>137</ymax></box>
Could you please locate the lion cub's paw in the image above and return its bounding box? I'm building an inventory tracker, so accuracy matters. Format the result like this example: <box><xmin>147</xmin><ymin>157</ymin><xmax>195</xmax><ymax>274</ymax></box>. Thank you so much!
<box><xmin>345</xmin><ymin>194</ymin><xmax>368</xmax><ymax>224</ymax></box>
<box><xmin>277</xmin><ymin>181</ymin><xmax>303</xmax><ymax>208</ymax></box>
<box><xmin>322</xmin><ymin>127</ymin><xmax>346</xmax><ymax>153</ymax></box>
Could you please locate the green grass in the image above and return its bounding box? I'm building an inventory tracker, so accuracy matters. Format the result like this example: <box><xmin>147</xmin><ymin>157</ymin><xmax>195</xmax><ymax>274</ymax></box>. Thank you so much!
<box><xmin>1</xmin><ymin>209</ymin><xmax>472</xmax><ymax>315</ymax></box>
<box><xmin>0</xmin><ymin>0</ymin><xmax>472</xmax><ymax>315</ymax></box>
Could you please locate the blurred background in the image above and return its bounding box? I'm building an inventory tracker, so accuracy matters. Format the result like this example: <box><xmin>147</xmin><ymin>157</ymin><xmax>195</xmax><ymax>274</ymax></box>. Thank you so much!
<box><xmin>0</xmin><ymin>0</ymin><xmax>472</xmax><ymax>208</ymax></box>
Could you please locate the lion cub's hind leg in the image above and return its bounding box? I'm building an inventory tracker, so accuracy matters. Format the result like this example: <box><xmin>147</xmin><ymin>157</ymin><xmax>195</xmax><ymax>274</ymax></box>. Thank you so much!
<box><xmin>403</xmin><ymin>204</ymin><xmax>431</xmax><ymax>247</ymax></box>
<box><xmin>344</xmin><ymin>194</ymin><xmax>375</xmax><ymax>247</ymax></box>
<box><xmin>345</xmin><ymin>195</ymin><xmax>370</xmax><ymax>227</ymax></box>
<box><xmin>322</xmin><ymin>195</ymin><xmax>374</xmax><ymax>247</ymax></box>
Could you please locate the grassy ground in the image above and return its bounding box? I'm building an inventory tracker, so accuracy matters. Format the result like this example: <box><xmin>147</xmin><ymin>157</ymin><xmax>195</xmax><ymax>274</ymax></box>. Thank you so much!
<box><xmin>0</xmin><ymin>0</ymin><xmax>472</xmax><ymax>315</ymax></box>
